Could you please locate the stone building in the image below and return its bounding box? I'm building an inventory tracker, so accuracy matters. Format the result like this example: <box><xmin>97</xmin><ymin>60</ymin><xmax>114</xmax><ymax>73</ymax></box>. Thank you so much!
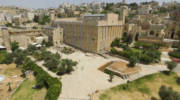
<box><xmin>43</xmin><ymin>27</ymin><xmax>63</xmax><ymax>48</ymax></box>
<box><xmin>52</xmin><ymin>11</ymin><xmax>126</xmax><ymax>53</ymax></box>
<box><xmin>0</xmin><ymin>27</ymin><xmax>46</xmax><ymax>51</ymax></box>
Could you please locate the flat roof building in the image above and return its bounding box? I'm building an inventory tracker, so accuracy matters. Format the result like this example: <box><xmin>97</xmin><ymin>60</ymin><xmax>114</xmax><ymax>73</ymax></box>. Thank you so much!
<box><xmin>53</xmin><ymin>11</ymin><xmax>126</xmax><ymax>53</ymax></box>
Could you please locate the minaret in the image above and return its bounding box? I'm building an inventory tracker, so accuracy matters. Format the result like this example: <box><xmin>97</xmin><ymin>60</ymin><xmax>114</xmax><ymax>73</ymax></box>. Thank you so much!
<box><xmin>122</xmin><ymin>0</ymin><xmax>126</xmax><ymax>4</ymax></box>
<box><xmin>50</xmin><ymin>10</ymin><xmax>55</xmax><ymax>21</ymax></box>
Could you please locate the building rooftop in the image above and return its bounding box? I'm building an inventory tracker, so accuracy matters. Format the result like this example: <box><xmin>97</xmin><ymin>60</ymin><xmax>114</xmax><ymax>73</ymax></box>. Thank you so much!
<box><xmin>54</xmin><ymin>18</ymin><xmax>82</xmax><ymax>23</ymax></box>
<box><xmin>83</xmin><ymin>14</ymin><xmax>105</xmax><ymax>17</ymax></box>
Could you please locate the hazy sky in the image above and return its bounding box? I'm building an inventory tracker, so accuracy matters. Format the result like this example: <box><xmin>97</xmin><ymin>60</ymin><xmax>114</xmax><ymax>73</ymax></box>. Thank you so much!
<box><xmin>0</xmin><ymin>0</ymin><xmax>178</xmax><ymax>8</ymax></box>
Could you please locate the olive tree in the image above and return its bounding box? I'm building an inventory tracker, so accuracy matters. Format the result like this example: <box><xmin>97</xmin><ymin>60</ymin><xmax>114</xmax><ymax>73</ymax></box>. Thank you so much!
<box><xmin>166</xmin><ymin>61</ymin><xmax>177</xmax><ymax>72</ymax></box>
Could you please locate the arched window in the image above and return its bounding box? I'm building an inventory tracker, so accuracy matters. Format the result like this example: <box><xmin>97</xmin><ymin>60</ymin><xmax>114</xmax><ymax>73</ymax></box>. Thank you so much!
<box><xmin>156</xmin><ymin>33</ymin><xmax>159</xmax><ymax>37</ymax></box>
<box><xmin>150</xmin><ymin>31</ymin><xmax>155</xmax><ymax>36</ymax></box>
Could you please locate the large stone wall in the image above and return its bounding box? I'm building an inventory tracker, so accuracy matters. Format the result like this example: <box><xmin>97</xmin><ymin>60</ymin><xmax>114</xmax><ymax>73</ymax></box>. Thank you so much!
<box><xmin>0</xmin><ymin>28</ymin><xmax>43</xmax><ymax>51</ymax></box>
<box><xmin>53</xmin><ymin>27</ymin><xmax>63</xmax><ymax>47</ymax></box>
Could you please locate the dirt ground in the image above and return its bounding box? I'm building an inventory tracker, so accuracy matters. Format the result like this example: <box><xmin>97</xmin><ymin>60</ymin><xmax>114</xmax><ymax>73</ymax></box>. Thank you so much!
<box><xmin>0</xmin><ymin>64</ymin><xmax>23</xmax><ymax>100</ymax></box>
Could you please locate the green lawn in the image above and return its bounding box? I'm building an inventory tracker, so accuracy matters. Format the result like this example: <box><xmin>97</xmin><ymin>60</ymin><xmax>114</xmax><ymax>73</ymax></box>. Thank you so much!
<box><xmin>93</xmin><ymin>72</ymin><xmax>180</xmax><ymax>100</ymax></box>
<box><xmin>10</xmin><ymin>77</ymin><xmax>47</xmax><ymax>100</ymax></box>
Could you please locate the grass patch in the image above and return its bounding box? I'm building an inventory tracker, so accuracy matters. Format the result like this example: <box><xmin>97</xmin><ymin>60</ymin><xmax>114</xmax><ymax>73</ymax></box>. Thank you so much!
<box><xmin>97</xmin><ymin>72</ymin><xmax>180</xmax><ymax>100</ymax></box>
<box><xmin>10</xmin><ymin>77</ymin><xmax>46</xmax><ymax>100</ymax></box>
<box><xmin>99</xmin><ymin>93</ymin><xmax>111</xmax><ymax>100</ymax></box>
<box><xmin>0</xmin><ymin>50</ymin><xmax>7</xmax><ymax>63</ymax></box>
<box><xmin>111</xmin><ymin>73</ymin><xmax>156</xmax><ymax>93</ymax></box>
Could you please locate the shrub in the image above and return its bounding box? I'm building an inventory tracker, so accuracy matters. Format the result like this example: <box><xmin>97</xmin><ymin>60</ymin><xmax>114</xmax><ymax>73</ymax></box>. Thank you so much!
<box><xmin>42</xmin><ymin>40</ymin><xmax>53</xmax><ymax>47</ymax></box>
<box><xmin>139</xmin><ymin>54</ymin><xmax>153</xmax><ymax>64</ymax></box>
<box><xmin>111</xmin><ymin>38</ymin><xmax>120</xmax><ymax>47</ymax></box>
<box><xmin>4</xmin><ymin>53</ymin><xmax>14</xmax><ymax>64</ymax></box>
<box><xmin>57</xmin><ymin>59</ymin><xmax>77</xmax><ymax>75</ymax></box>
<box><xmin>44</xmin><ymin>57</ymin><xmax>59</xmax><ymax>72</ymax></box>
<box><xmin>176</xmin><ymin>77</ymin><xmax>180</xmax><ymax>85</ymax></box>
<box><xmin>14</xmin><ymin>50</ymin><xmax>26</xmax><ymax>66</ymax></box>
<box><xmin>159</xmin><ymin>85</ymin><xmax>180</xmax><ymax>100</ymax></box>
<box><xmin>109</xmin><ymin>72</ymin><xmax>114</xmax><ymax>82</ymax></box>
<box><xmin>128</xmin><ymin>56</ymin><xmax>138</xmax><ymax>67</ymax></box>
<box><xmin>166</xmin><ymin>61</ymin><xmax>177</xmax><ymax>71</ymax></box>
<box><xmin>169</xmin><ymin>51</ymin><xmax>180</xmax><ymax>58</ymax></box>
<box><xmin>111</xmin><ymin>48</ymin><xmax>118</xmax><ymax>54</ymax></box>
<box><xmin>135</xmin><ymin>42</ymin><xmax>162</xmax><ymax>50</ymax></box>
<box><xmin>145</xmin><ymin>50</ymin><xmax>161</xmax><ymax>63</ymax></box>
<box><xmin>11</xmin><ymin>41</ymin><xmax>19</xmax><ymax>52</ymax></box>
<box><xmin>122</xmin><ymin>35</ymin><xmax>133</xmax><ymax>44</ymax></box>
<box><xmin>27</xmin><ymin>44</ymin><xmax>37</xmax><ymax>54</ymax></box>
<box><xmin>61</xmin><ymin>47</ymin><xmax>74</xmax><ymax>54</ymax></box>
<box><xmin>23</xmin><ymin>60</ymin><xmax>62</xmax><ymax>100</ymax></box>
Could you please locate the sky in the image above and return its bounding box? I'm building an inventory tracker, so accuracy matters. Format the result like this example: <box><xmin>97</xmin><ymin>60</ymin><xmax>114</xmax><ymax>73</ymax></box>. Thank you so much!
<box><xmin>0</xmin><ymin>0</ymin><xmax>179</xmax><ymax>9</ymax></box>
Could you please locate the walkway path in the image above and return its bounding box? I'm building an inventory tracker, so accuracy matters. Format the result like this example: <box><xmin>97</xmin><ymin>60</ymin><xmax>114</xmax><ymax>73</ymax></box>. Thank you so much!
<box><xmin>174</xmin><ymin>64</ymin><xmax>180</xmax><ymax>75</ymax></box>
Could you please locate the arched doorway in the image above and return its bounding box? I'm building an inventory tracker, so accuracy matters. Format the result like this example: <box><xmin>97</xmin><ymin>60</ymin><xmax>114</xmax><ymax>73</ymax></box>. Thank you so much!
<box><xmin>123</xmin><ymin>32</ymin><xmax>128</xmax><ymax>37</ymax></box>
<box><xmin>156</xmin><ymin>33</ymin><xmax>159</xmax><ymax>37</ymax></box>
<box><xmin>171</xmin><ymin>29</ymin><xmax>175</xmax><ymax>39</ymax></box>
<box><xmin>150</xmin><ymin>30</ymin><xmax>155</xmax><ymax>36</ymax></box>
<box><xmin>135</xmin><ymin>33</ymin><xmax>139</xmax><ymax>41</ymax></box>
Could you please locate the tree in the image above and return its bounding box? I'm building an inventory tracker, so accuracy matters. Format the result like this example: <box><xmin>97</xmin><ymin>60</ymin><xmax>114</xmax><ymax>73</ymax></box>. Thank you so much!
<box><xmin>128</xmin><ymin>56</ymin><xmax>138</xmax><ymax>67</ymax></box>
<box><xmin>39</xmin><ymin>15</ymin><xmax>50</xmax><ymax>25</ymax></box>
<box><xmin>44</xmin><ymin>57</ymin><xmax>59</xmax><ymax>72</ymax></box>
<box><xmin>111</xmin><ymin>48</ymin><xmax>118</xmax><ymax>54</ymax></box>
<box><xmin>54</xmin><ymin>52</ymin><xmax>61</xmax><ymax>60</ymax></box>
<box><xmin>41</xmin><ymin>40</ymin><xmax>53</xmax><ymax>47</ymax></box>
<box><xmin>22</xmin><ymin>58</ymin><xmax>34</xmax><ymax>71</ymax></box>
<box><xmin>166</xmin><ymin>61</ymin><xmax>177</xmax><ymax>72</ymax></box>
<box><xmin>11</xmin><ymin>42</ymin><xmax>19</xmax><ymax>52</ymax></box>
<box><xmin>62</xmin><ymin>59</ymin><xmax>77</xmax><ymax>73</ymax></box>
<box><xmin>4</xmin><ymin>53</ymin><xmax>13</xmax><ymax>64</ymax></box>
<box><xmin>109</xmin><ymin>72</ymin><xmax>114</xmax><ymax>82</ymax></box>
<box><xmin>33</xmin><ymin>15</ymin><xmax>39</xmax><ymax>23</ymax></box>
<box><xmin>27</xmin><ymin>44</ymin><xmax>37</xmax><ymax>54</ymax></box>
<box><xmin>129</xmin><ymin>3</ymin><xmax>138</xmax><ymax>10</ymax></box>
<box><xmin>145</xmin><ymin>50</ymin><xmax>161</xmax><ymax>63</ymax></box>
<box><xmin>35</xmin><ymin>74</ymin><xmax>45</xmax><ymax>89</ymax></box>
<box><xmin>7</xmin><ymin>82</ymin><xmax>12</xmax><ymax>91</ymax></box>
<box><xmin>57</xmin><ymin>63</ymin><xmax>66</xmax><ymax>75</ymax></box>
<box><xmin>159</xmin><ymin>85</ymin><xmax>180</xmax><ymax>100</ymax></box>
<box><xmin>122</xmin><ymin>32</ymin><xmax>133</xmax><ymax>44</ymax></box>
<box><xmin>13</xmin><ymin>49</ymin><xmax>26</xmax><ymax>66</ymax></box>
<box><xmin>57</xmin><ymin>59</ymin><xmax>77</xmax><ymax>75</ymax></box>
<box><xmin>111</xmin><ymin>38</ymin><xmax>120</xmax><ymax>47</ymax></box>
<box><xmin>5</xmin><ymin>23</ymin><xmax>12</xmax><ymax>27</ymax></box>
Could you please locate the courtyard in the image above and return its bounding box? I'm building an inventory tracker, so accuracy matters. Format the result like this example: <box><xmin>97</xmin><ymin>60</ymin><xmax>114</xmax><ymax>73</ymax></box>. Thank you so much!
<box><xmin>47</xmin><ymin>46</ymin><xmax>168</xmax><ymax>100</ymax></box>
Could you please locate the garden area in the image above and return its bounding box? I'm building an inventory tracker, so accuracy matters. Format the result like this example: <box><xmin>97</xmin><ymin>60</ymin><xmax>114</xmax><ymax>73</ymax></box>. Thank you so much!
<box><xmin>111</xmin><ymin>38</ymin><xmax>162</xmax><ymax>64</ymax></box>
<box><xmin>92</xmin><ymin>72</ymin><xmax>180</xmax><ymax>100</ymax></box>
<box><xmin>27</xmin><ymin>44</ymin><xmax>78</xmax><ymax>75</ymax></box>
<box><xmin>0</xmin><ymin>42</ymin><xmax>62</xmax><ymax>100</ymax></box>
<box><xmin>10</xmin><ymin>75</ymin><xmax>47</xmax><ymax>100</ymax></box>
